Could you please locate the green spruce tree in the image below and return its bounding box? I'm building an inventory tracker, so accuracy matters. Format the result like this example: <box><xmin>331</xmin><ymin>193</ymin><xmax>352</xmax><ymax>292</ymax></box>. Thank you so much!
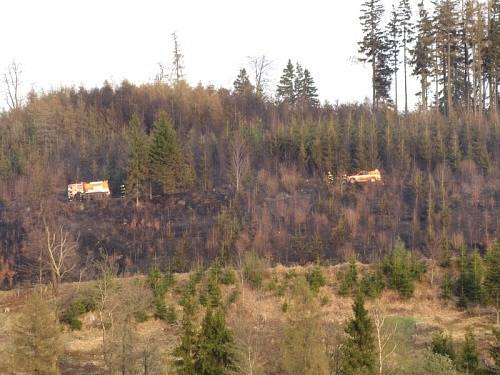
<box><xmin>276</xmin><ymin>59</ymin><xmax>296</xmax><ymax>105</ymax></box>
<box><xmin>460</xmin><ymin>329</ymin><xmax>478</xmax><ymax>374</ymax></box>
<box><xmin>294</xmin><ymin>62</ymin><xmax>304</xmax><ymax>103</ymax></box>
<box><xmin>382</xmin><ymin>239</ymin><xmax>425</xmax><ymax>298</ymax></box>
<box><xmin>281</xmin><ymin>276</ymin><xmax>330</xmax><ymax>375</ymax></box>
<box><xmin>149</xmin><ymin>112</ymin><xmax>193</xmax><ymax>193</ymax></box>
<box><xmin>193</xmin><ymin>261</ymin><xmax>234</xmax><ymax>375</ymax></box>
<box><xmin>456</xmin><ymin>245</ymin><xmax>469</xmax><ymax>308</ymax></box>
<box><xmin>339</xmin><ymin>256</ymin><xmax>358</xmax><ymax>296</ymax></box>
<box><xmin>491</xmin><ymin>328</ymin><xmax>500</xmax><ymax>374</ymax></box>
<box><xmin>194</xmin><ymin>308</ymin><xmax>234</xmax><ymax>375</ymax></box>
<box><xmin>448</xmin><ymin>129</ymin><xmax>462</xmax><ymax>171</ymax></box>
<box><xmin>11</xmin><ymin>292</ymin><xmax>63</xmax><ymax>374</ymax></box>
<box><xmin>174</xmin><ymin>284</ymin><xmax>198</xmax><ymax>375</ymax></box>
<box><xmin>484</xmin><ymin>241</ymin><xmax>500</xmax><ymax>324</ymax></box>
<box><xmin>441</xmin><ymin>271</ymin><xmax>453</xmax><ymax>300</ymax></box>
<box><xmin>343</xmin><ymin>293</ymin><xmax>376</xmax><ymax>375</ymax></box>
<box><xmin>465</xmin><ymin>250</ymin><xmax>484</xmax><ymax>305</ymax></box>
<box><xmin>233</xmin><ymin>68</ymin><xmax>253</xmax><ymax>96</ymax></box>
<box><xmin>301</xmin><ymin>69</ymin><xmax>320</xmax><ymax>107</ymax></box>
<box><xmin>431</xmin><ymin>332</ymin><xmax>456</xmax><ymax>362</ymax></box>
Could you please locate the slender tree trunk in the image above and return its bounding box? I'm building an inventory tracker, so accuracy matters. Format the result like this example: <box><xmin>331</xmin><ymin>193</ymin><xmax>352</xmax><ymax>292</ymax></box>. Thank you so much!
<box><xmin>465</xmin><ymin>42</ymin><xmax>470</xmax><ymax>111</ymax></box>
<box><xmin>422</xmin><ymin>73</ymin><xmax>428</xmax><ymax>110</ymax></box>
<box><xmin>435</xmin><ymin>46</ymin><xmax>440</xmax><ymax>113</ymax></box>
<box><xmin>135</xmin><ymin>177</ymin><xmax>139</xmax><ymax>207</ymax></box>
<box><xmin>404</xmin><ymin>36</ymin><xmax>408</xmax><ymax>113</ymax></box>
<box><xmin>447</xmin><ymin>37</ymin><xmax>453</xmax><ymax>116</ymax></box>
<box><xmin>488</xmin><ymin>1</ymin><xmax>494</xmax><ymax>112</ymax></box>
<box><xmin>373</xmin><ymin>57</ymin><xmax>377</xmax><ymax>111</ymax></box>
<box><xmin>395</xmin><ymin>59</ymin><xmax>398</xmax><ymax>112</ymax></box>
<box><xmin>478</xmin><ymin>48</ymin><xmax>484</xmax><ymax>113</ymax></box>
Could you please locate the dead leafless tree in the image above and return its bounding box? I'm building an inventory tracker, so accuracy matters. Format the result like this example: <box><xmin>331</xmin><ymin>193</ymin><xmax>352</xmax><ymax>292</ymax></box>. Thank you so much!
<box><xmin>93</xmin><ymin>253</ymin><xmax>119</xmax><ymax>355</ymax></box>
<box><xmin>372</xmin><ymin>304</ymin><xmax>398</xmax><ymax>375</ymax></box>
<box><xmin>171</xmin><ymin>32</ymin><xmax>184</xmax><ymax>84</ymax></box>
<box><xmin>229</xmin><ymin>130</ymin><xmax>249</xmax><ymax>192</ymax></box>
<box><xmin>248</xmin><ymin>55</ymin><xmax>271</xmax><ymax>97</ymax></box>
<box><xmin>155</xmin><ymin>62</ymin><xmax>168</xmax><ymax>83</ymax></box>
<box><xmin>3</xmin><ymin>61</ymin><xmax>22</xmax><ymax>110</ymax></box>
<box><xmin>235</xmin><ymin>231</ymin><xmax>251</xmax><ymax>304</ymax></box>
<box><xmin>43</xmin><ymin>220</ymin><xmax>78</xmax><ymax>295</ymax></box>
<box><xmin>230</xmin><ymin>305</ymin><xmax>269</xmax><ymax>375</ymax></box>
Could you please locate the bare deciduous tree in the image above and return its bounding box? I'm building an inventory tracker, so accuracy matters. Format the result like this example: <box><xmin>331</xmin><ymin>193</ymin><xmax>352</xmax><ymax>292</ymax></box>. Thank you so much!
<box><xmin>230</xmin><ymin>305</ymin><xmax>269</xmax><ymax>375</ymax></box>
<box><xmin>248</xmin><ymin>55</ymin><xmax>271</xmax><ymax>97</ymax></box>
<box><xmin>171</xmin><ymin>32</ymin><xmax>184</xmax><ymax>84</ymax></box>
<box><xmin>94</xmin><ymin>253</ymin><xmax>119</xmax><ymax>348</ymax></box>
<box><xmin>235</xmin><ymin>230</ymin><xmax>251</xmax><ymax>304</ymax></box>
<box><xmin>372</xmin><ymin>304</ymin><xmax>398</xmax><ymax>375</ymax></box>
<box><xmin>229</xmin><ymin>130</ymin><xmax>249</xmax><ymax>192</ymax></box>
<box><xmin>43</xmin><ymin>220</ymin><xmax>78</xmax><ymax>295</ymax></box>
<box><xmin>155</xmin><ymin>62</ymin><xmax>168</xmax><ymax>83</ymax></box>
<box><xmin>3</xmin><ymin>61</ymin><xmax>22</xmax><ymax>110</ymax></box>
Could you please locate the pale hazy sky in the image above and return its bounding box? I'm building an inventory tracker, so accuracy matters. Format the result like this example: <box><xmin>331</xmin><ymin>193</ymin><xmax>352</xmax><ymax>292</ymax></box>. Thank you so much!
<box><xmin>1</xmin><ymin>0</ymin><xmax>421</xmax><ymax>109</ymax></box>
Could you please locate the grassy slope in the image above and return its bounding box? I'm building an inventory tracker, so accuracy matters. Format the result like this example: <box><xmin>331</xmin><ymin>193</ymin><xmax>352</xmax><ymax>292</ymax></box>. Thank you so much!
<box><xmin>0</xmin><ymin>264</ymin><xmax>497</xmax><ymax>373</ymax></box>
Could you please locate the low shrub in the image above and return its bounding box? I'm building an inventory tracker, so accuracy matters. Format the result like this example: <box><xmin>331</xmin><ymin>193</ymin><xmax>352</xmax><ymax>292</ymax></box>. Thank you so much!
<box><xmin>306</xmin><ymin>265</ymin><xmax>326</xmax><ymax>294</ymax></box>
<box><xmin>220</xmin><ymin>269</ymin><xmax>236</xmax><ymax>285</ymax></box>
<box><xmin>243</xmin><ymin>251</ymin><xmax>266</xmax><ymax>290</ymax></box>
<box><xmin>359</xmin><ymin>269</ymin><xmax>385</xmax><ymax>298</ymax></box>
<box><xmin>166</xmin><ymin>305</ymin><xmax>177</xmax><ymax>324</ymax></box>
<box><xmin>61</xmin><ymin>291</ymin><xmax>97</xmax><ymax>330</ymax></box>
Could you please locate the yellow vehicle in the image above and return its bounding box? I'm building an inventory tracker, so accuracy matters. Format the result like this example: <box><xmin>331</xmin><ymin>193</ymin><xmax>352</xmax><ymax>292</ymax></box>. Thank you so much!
<box><xmin>343</xmin><ymin>169</ymin><xmax>382</xmax><ymax>184</ymax></box>
<box><xmin>68</xmin><ymin>180</ymin><xmax>111</xmax><ymax>201</ymax></box>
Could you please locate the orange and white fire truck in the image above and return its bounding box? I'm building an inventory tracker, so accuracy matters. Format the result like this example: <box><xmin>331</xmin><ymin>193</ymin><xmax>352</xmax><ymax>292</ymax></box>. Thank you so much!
<box><xmin>67</xmin><ymin>180</ymin><xmax>111</xmax><ymax>201</ymax></box>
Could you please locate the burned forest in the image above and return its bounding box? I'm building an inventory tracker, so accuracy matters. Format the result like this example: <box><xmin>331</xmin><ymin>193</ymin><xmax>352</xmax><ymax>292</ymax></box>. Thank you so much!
<box><xmin>0</xmin><ymin>1</ymin><xmax>499</xmax><ymax>374</ymax></box>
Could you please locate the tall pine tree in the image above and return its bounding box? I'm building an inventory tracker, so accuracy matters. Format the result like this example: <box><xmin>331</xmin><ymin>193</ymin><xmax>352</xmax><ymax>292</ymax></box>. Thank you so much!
<box><xmin>434</xmin><ymin>0</ymin><xmax>460</xmax><ymax>115</ymax></box>
<box><xmin>399</xmin><ymin>0</ymin><xmax>414</xmax><ymax>113</ymax></box>
<box><xmin>359</xmin><ymin>0</ymin><xmax>392</xmax><ymax>109</ymax></box>
<box><xmin>387</xmin><ymin>5</ymin><xmax>401</xmax><ymax>111</ymax></box>
<box><xmin>412</xmin><ymin>1</ymin><xmax>434</xmax><ymax>110</ymax></box>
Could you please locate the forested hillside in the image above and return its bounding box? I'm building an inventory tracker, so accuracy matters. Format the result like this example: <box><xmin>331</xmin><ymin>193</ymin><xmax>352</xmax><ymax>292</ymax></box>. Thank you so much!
<box><xmin>0</xmin><ymin>70</ymin><xmax>498</xmax><ymax>285</ymax></box>
<box><xmin>0</xmin><ymin>0</ymin><xmax>499</xmax><ymax>374</ymax></box>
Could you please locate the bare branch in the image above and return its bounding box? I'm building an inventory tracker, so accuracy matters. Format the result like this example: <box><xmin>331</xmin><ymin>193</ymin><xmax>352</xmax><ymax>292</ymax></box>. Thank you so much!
<box><xmin>171</xmin><ymin>32</ymin><xmax>184</xmax><ymax>84</ymax></box>
<box><xmin>373</xmin><ymin>303</ymin><xmax>398</xmax><ymax>375</ymax></box>
<box><xmin>3</xmin><ymin>61</ymin><xmax>22</xmax><ymax>110</ymax></box>
<box><xmin>155</xmin><ymin>62</ymin><xmax>168</xmax><ymax>83</ymax></box>
<box><xmin>229</xmin><ymin>129</ymin><xmax>249</xmax><ymax>192</ymax></box>
<box><xmin>248</xmin><ymin>55</ymin><xmax>272</xmax><ymax>98</ymax></box>
<box><xmin>42</xmin><ymin>218</ymin><xmax>78</xmax><ymax>296</ymax></box>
